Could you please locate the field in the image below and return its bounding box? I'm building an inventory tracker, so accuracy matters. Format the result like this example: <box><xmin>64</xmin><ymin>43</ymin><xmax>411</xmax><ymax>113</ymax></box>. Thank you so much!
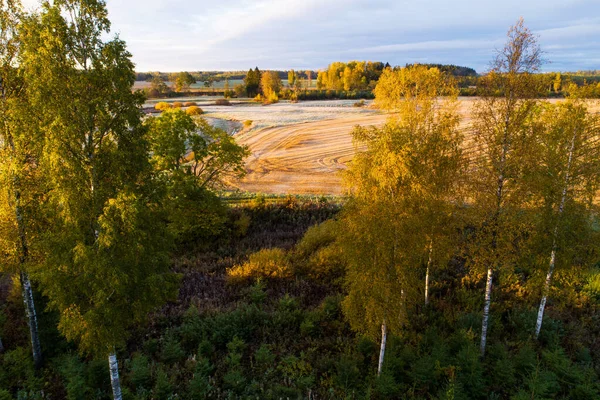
<box><xmin>221</xmin><ymin>98</ymin><xmax>599</xmax><ymax>195</ymax></box>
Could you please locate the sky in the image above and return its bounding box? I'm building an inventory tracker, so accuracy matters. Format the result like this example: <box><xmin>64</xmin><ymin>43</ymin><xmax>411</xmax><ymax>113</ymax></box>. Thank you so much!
<box><xmin>20</xmin><ymin>0</ymin><xmax>600</xmax><ymax>73</ymax></box>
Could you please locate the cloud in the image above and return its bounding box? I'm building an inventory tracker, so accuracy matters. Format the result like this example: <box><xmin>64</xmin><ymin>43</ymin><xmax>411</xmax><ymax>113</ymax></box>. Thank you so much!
<box><xmin>15</xmin><ymin>0</ymin><xmax>600</xmax><ymax>72</ymax></box>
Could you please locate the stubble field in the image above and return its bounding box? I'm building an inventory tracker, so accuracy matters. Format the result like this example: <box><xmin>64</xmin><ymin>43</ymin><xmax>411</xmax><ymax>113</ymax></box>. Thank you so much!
<box><xmin>222</xmin><ymin>98</ymin><xmax>599</xmax><ymax>195</ymax></box>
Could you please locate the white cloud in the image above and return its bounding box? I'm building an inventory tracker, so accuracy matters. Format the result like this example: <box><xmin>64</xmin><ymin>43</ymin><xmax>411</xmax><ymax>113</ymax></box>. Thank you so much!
<box><xmin>15</xmin><ymin>0</ymin><xmax>600</xmax><ymax>72</ymax></box>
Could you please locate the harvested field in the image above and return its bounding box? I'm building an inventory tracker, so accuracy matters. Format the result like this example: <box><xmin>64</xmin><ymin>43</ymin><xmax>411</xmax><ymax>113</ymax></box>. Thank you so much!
<box><xmin>225</xmin><ymin>98</ymin><xmax>599</xmax><ymax>195</ymax></box>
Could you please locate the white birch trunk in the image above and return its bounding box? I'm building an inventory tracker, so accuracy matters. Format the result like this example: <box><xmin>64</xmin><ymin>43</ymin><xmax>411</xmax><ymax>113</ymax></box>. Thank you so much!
<box><xmin>21</xmin><ymin>271</ymin><xmax>42</xmax><ymax>368</ymax></box>
<box><xmin>9</xmin><ymin>141</ymin><xmax>43</xmax><ymax>368</ymax></box>
<box><xmin>535</xmin><ymin>247</ymin><xmax>556</xmax><ymax>338</ymax></box>
<box><xmin>535</xmin><ymin>130</ymin><xmax>576</xmax><ymax>339</ymax></box>
<box><xmin>109</xmin><ymin>352</ymin><xmax>123</xmax><ymax>400</ymax></box>
<box><xmin>425</xmin><ymin>239</ymin><xmax>433</xmax><ymax>305</ymax></box>
<box><xmin>480</xmin><ymin>268</ymin><xmax>493</xmax><ymax>357</ymax></box>
<box><xmin>377</xmin><ymin>321</ymin><xmax>387</xmax><ymax>376</ymax></box>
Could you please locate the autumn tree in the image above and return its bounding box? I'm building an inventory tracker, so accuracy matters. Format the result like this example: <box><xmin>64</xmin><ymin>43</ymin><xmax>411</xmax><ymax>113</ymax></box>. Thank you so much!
<box><xmin>341</xmin><ymin>65</ymin><xmax>464</xmax><ymax>374</ymax></box>
<box><xmin>469</xmin><ymin>18</ymin><xmax>543</xmax><ymax>357</ymax></box>
<box><xmin>21</xmin><ymin>2</ymin><xmax>179</xmax><ymax>398</ymax></box>
<box><xmin>288</xmin><ymin>69</ymin><xmax>297</xmax><ymax>87</ymax></box>
<box><xmin>171</xmin><ymin>71</ymin><xmax>196</xmax><ymax>92</ymax></box>
<box><xmin>528</xmin><ymin>99</ymin><xmax>600</xmax><ymax>338</ymax></box>
<box><xmin>145</xmin><ymin>109</ymin><xmax>249</xmax><ymax>241</ymax></box>
<box><xmin>148</xmin><ymin>73</ymin><xmax>169</xmax><ymax>98</ymax></box>
<box><xmin>0</xmin><ymin>0</ymin><xmax>44</xmax><ymax>369</ymax></box>
<box><xmin>260</xmin><ymin>70</ymin><xmax>282</xmax><ymax>103</ymax></box>
<box><xmin>305</xmin><ymin>70</ymin><xmax>312</xmax><ymax>88</ymax></box>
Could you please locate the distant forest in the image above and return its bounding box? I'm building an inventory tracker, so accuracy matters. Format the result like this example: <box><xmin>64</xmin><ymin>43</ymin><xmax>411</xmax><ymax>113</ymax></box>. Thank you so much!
<box><xmin>137</xmin><ymin>64</ymin><xmax>600</xmax><ymax>100</ymax></box>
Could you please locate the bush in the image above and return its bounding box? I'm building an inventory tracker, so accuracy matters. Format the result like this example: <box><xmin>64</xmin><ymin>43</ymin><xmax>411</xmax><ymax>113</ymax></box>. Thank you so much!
<box><xmin>294</xmin><ymin>220</ymin><xmax>345</xmax><ymax>280</ymax></box>
<box><xmin>129</xmin><ymin>353</ymin><xmax>152</xmax><ymax>391</ymax></box>
<box><xmin>243</xmin><ymin>120</ymin><xmax>253</xmax><ymax>128</ymax></box>
<box><xmin>227</xmin><ymin>248</ymin><xmax>292</xmax><ymax>282</ymax></box>
<box><xmin>215</xmin><ymin>98</ymin><xmax>231</xmax><ymax>106</ymax></box>
<box><xmin>354</xmin><ymin>99</ymin><xmax>366</xmax><ymax>107</ymax></box>
<box><xmin>185</xmin><ymin>105</ymin><xmax>203</xmax><ymax>116</ymax></box>
<box><xmin>154</xmin><ymin>102</ymin><xmax>172</xmax><ymax>111</ymax></box>
<box><xmin>183</xmin><ymin>101</ymin><xmax>197</xmax><ymax>107</ymax></box>
<box><xmin>172</xmin><ymin>102</ymin><xmax>183</xmax><ymax>108</ymax></box>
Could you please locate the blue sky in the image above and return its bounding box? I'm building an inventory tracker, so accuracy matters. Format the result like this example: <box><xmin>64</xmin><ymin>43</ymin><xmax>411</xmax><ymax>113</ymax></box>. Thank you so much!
<box><xmin>21</xmin><ymin>0</ymin><xmax>600</xmax><ymax>73</ymax></box>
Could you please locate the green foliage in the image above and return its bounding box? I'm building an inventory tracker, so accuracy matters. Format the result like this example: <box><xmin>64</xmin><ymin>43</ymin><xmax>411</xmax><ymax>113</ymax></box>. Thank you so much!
<box><xmin>129</xmin><ymin>353</ymin><xmax>152</xmax><ymax>392</ymax></box>
<box><xmin>56</xmin><ymin>354</ymin><xmax>90</xmax><ymax>400</ymax></box>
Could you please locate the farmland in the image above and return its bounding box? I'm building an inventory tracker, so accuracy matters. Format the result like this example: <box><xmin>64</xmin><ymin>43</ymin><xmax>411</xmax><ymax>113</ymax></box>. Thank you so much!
<box><xmin>209</xmin><ymin>97</ymin><xmax>598</xmax><ymax>195</ymax></box>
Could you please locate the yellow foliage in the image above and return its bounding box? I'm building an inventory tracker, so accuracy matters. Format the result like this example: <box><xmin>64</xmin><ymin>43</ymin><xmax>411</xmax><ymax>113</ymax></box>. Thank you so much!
<box><xmin>185</xmin><ymin>106</ymin><xmax>203</xmax><ymax>116</ymax></box>
<box><xmin>154</xmin><ymin>102</ymin><xmax>172</xmax><ymax>111</ymax></box>
<box><xmin>227</xmin><ymin>248</ymin><xmax>292</xmax><ymax>282</ymax></box>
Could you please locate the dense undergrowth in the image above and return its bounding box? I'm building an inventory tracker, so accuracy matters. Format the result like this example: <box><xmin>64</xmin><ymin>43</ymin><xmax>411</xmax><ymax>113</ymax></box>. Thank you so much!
<box><xmin>1</xmin><ymin>199</ymin><xmax>600</xmax><ymax>399</ymax></box>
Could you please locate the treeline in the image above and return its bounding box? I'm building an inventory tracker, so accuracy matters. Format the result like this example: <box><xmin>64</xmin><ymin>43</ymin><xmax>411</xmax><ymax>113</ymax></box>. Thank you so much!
<box><xmin>140</xmin><ymin>66</ymin><xmax>600</xmax><ymax>101</ymax></box>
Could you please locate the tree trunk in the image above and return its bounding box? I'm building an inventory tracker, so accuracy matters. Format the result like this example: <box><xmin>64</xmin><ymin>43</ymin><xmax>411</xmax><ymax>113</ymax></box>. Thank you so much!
<box><xmin>9</xmin><ymin>135</ymin><xmax>43</xmax><ymax>368</ymax></box>
<box><xmin>425</xmin><ymin>239</ymin><xmax>433</xmax><ymax>305</ymax></box>
<box><xmin>109</xmin><ymin>352</ymin><xmax>123</xmax><ymax>400</ymax></box>
<box><xmin>377</xmin><ymin>321</ymin><xmax>387</xmax><ymax>376</ymax></box>
<box><xmin>535</xmin><ymin>246</ymin><xmax>556</xmax><ymax>338</ymax></box>
<box><xmin>535</xmin><ymin>130</ymin><xmax>575</xmax><ymax>339</ymax></box>
<box><xmin>480</xmin><ymin>268</ymin><xmax>493</xmax><ymax>357</ymax></box>
<box><xmin>21</xmin><ymin>271</ymin><xmax>42</xmax><ymax>369</ymax></box>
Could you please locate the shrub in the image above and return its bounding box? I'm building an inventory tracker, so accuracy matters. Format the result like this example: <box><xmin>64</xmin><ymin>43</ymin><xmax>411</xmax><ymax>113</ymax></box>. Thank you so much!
<box><xmin>161</xmin><ymin>331</ymin><xmax>185</xmax><ymax>364</ymax></box>
<box><xmin>185</xmin><ymin>105</ymin><xmax>203</xmax><ymax>116</ymax></box>
<box><xmin>215</xmin><ymin>98</ymin><xmax>231</xmax><ymax>106</ymax></box>
<box><xmin>172</xmin><ymin>101</ymin><xmax>183</xmax><ymax>108</ymax></box>
<box><xmin>153</xmin><ymin>367</ymin><xmax>173</xmax><ymax>399</ymax></box>
<box><xmin>227</xmin><ymin>248</ymin><xmax>292</xmax><ymax>282</ymax></box>
<box><xmin>183</xmin><ymin>101</ymin><xmax>197</xmax><ymax>107</ymax></box>
<box><xmin>243</xmin><ymin>120</ymin><xmax>253</xmax><ymax>128</ymax></box>
<box><xmin>154</xmin><ymin>102</ymin><xmax>172</xmax><ymax>111</ymax></box>
<box><xmin>294</xmin><ymin>220</ymin><xmax>345</xmax><ymax>279</ymax></box>
<box><xmin>354</xmin><ymin>99</ymin><xmax>366</xmax><ymax>107</ymax></box>
<box><xmin>129</xmin><ymin>353</ymin><xmax>152</xmax><ymax>391</ymax></box>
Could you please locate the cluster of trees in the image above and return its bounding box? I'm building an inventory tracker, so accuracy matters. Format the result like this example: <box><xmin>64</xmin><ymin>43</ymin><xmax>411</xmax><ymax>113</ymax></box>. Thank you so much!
<box><xmin>316</xmin><ymin>61</ymin><xmax>388</xmax><ymax>91</ymax></box>
<box><xmin>340</xmin><ymin>17</ymin><xmax>600</xmax><ymax>370</ymax></box>
<box><xmin>0</xmin><ymin>1</ymin><xmax>247</xmax><ymax>399</ymax></box>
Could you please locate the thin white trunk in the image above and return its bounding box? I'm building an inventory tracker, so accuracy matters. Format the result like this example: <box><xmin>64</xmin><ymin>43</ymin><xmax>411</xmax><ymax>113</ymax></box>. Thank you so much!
<box><xmin>535</xmin><ymin>247</ymin><xmax>556</xmax><ymax>338</ymax></box>
<box><xmin>21</xmin><ymin>271</ymin><xmax>42</xmax><ymax>368</ymax></box>
<box><xmin>535</xmin><ymin>129</ymin><xmax>576</xmax><ymax>339</ymax></box>
<box><xmin>425</xmin><ymin>239</ymin><xmax>433</xmax><ymax>305</ymax></box>
<box><xmin>377</xmin><ymin>321</ymin><xmax>387</xmax><ymax>376</ymax></box>
<box><xmin>8</xmin><ymin>132</ymin><xmax>42</xmax><ymax>368</ymax></box>
<box><xmin>109</xmin><ymin>352</ymin><xmax>123</xmax><ymax>400</ymax></box>
<box><xmin>480</xmin><ymin>268</ymin><xmax>493</xmax><ymax>357</ymax></box>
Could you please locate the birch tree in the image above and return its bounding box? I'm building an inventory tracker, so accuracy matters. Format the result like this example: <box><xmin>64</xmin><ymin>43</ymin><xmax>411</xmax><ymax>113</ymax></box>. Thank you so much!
<box><xmin>341</xmin><ymin>65</ymin><xmax>464</xmax><ymax>374</ymax></box>
<box><xmin>145</xmin><ymin>108</ymin><xmax>248</xmax><ymax>241</ymax></box>
<box><xmin>0</xmin><ymin>0</ymin><xmax>44</xmax><ymax>368</ymax></box>
<box><xmin>529</xmin><ymin>100</ymin><xmax>600</xmax><ymax>338</ymax></box>
<box><xmin>469</xmin><ymin>18</ymin><xmax>542</xmax><ymax>357</ymax></box>
<box><xmin>339</xmin><ymin>199</ymin><xmax>417</xmax><ymax>376</ymax></box>
<box><xmin>21</xmin><ymin>2</ymin><xmax>179</xmax><ymax>398</ymax></box>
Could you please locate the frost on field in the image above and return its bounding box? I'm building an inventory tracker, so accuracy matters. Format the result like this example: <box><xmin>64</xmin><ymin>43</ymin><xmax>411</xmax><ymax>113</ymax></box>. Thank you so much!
<box><xmin>203</xmin><ymin>100</ymin><xmax>378</xmax><ymax>132</ymax></box>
